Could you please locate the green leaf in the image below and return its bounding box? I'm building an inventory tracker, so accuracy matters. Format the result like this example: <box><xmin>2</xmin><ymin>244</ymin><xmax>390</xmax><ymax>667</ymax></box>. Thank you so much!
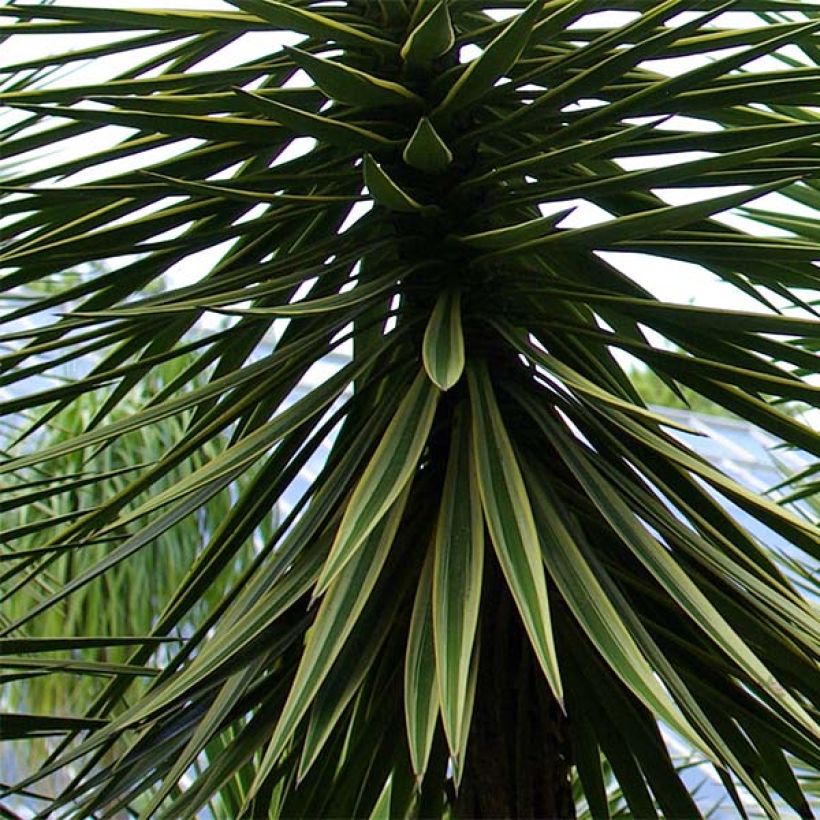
<box><xmin>315</xmin><ymin>369</ymin><xmax>439</xmax><ymax>595</ymax></box>
<box><xmin>477</xmin><ymin>177</ymin><xmax>802</xmax><ymax>262</ymax></box>
<box><xmin>230</xmin><ymin>0</ymin><xmax>397</xmax><ymax>51</ymax></box>
<box><xmin>422</xmin><ymin>289</ymin><xmax>464</xmax><ymax>390</ymax></box>
<box><xmin>284</xmin><ymin>47</ymin><xmax>421</xmax><ymax>108</ymax></box>
<box><xmin>404</xmin><ymin>543</ymin><xmax>439</xmax><ymax>782</ymax></box>
<box><xmin>236</xmin><ymin>89</ymin><xmax>395</xmax><ymax>151</ymax></box>
<box><xmin>368</xmin><ymin>776</ymin><xmax>393</xmax><ymax>820</ymax></box>
<box><xmin>249</xmin><ymin>486</ymin><xmax>410</xmax><ymax>799</ymax></box>
<box><xmin>466</xmin><ymin>361</ymin><xmax>562</xmax><ymax>706</ymax></box>
<box><xmin>453</xmin><ymin>206</ymin><xmax>574</xmax><ymax>250</ymax></box>
<box><xmin>363</xmin><ymin>154</ymin><xmax>424</xmax><ymax>213</ymax></box>
<box><xmin>536</xmin><ymin>411</ymin><xmax>820</xmax><ymax>744</ymax></box>
<box><xmin>451</xmin><ymin>633</ymin><xmax>478</xmax><ymax>790</ymax></box>
<box><xmin>298</xmin><ymin>552</ymin><xmax>408</xmax><ymax>779</ymax></box>
<box><xmin>521</xmin><ymin>458</ymin><xmax>707</xmax><ymax>757</ymax></box>
<box><xmin>432</xmin><ymin>405</ymin><xmax>482</xmax><ymax>765</ymax></box>
<box><xmin>403</xmin><ymin>117</ymin><xmax>453</xmax><ymax>173</ymax></box>
<box><xmin>435</xmin><ymin>0</ymin><xmax>541</xmax><ymax>116</ymax></box>
<box><xmin>400</xmin><ymin>1</ymin><xmax>454</xmax><ymax>64</ymax></box>
<box><xmin>1</xmin><ymin>713</ymin><xmax>106</xmax><ymax>739</ymax></box>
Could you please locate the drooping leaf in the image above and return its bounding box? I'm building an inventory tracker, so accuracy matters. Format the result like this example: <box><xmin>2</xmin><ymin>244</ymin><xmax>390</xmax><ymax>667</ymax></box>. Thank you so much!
<box><xmin>404</xmin><ymin>543</ymin><xmax>439</xmax><ymax>782</ymax></box>
<box><xmin>432</xmin><ymin>405</ymin><xmax>482</xmax><ymax>764</ymax></box>
<box><xmin>422</xmin><ymin>288</ymin><xmax>464</xmax><ymax>390</ymax></box>
<box><xmin>467</xmin><ymin>361</ymin><xmax>562</xmax><ymax>706</ymax></box>
<box><xmin>315</xmin><ymin>369</ymin><xmax>439</xmax><ymax>594</ymax></box>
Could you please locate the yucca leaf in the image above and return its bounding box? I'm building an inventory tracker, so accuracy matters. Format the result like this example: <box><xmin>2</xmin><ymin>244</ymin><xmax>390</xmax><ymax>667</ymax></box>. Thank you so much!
<box><xmin>403</xmin><ymin>117</ymin><xmax>453</xmax><ymax>173</ymax></box>
<box><xmin>236</xmin><ymin>89</ymin><xmax>395</xmax><ymax>151</ymax></box>
<box><xmin>298</xmin><ymin>550</ymin><xmax>408</xmax><ymax>780</ymax></box>
<box><xmin>477</xmin><ymin>177</ymin><xmax>802</xmax><ymax>261</ymax></box>
<box><xmin>139</xmin><ymin>663</ymin><xmax>263</xmax><ymax>818</ymax></box>
<box><xmin>451</xmin><ymin>633</ymin><xmax>479</xmax><ymax>790</ymax></box>
<box><xmin>248</xmin><ymin>485</ymin><xmax>410</xmax><ymax>800</ymax></box>
<box><xmin>522</xmin><ymin>460</ymin><xmax>706</xmax><ymax>756</ymax></box>
<box><xmin>1</xmin><ymin>714</ymin><xmax>106</xmax><ymax>739</ymax></box>
<box><xmin>363</xmin><ymin>154</ymin><xmax>425</xmax><ymax>213</ymax></box>
<box><xmin>404</xmin><ymin>543</ymin><xmax>439</xmax><ymax>782</ymax></box>
<box><xmin>314</xmin><ymin>370</ymin><xmax>439</xmax><ymax>595</ymax></box>
<box><xmin>229</xmin><ymin>0</ymin><xmax>397</xmax><ymax>51</ymax></box>
<box><xmin>467</xmin><ymin>361</ymin><xmax>562</xmax><ymax>706</ymax></box>
<box><xmin>539</xmin><ymin>413</ymin><xmax>819</xmax><ymax>741</ymax></box>
<box><xmin>369</xmin><ymin>776</ymin><xmax>393</xmax><ymax>820</ymax></box>
<box><xmin>435</xmin><ymin>0</ymin><xmax>541</xmax><ymax>116</ymax></box>
<box><xmin>400</xmin><ymin>1</ymin><xmax>454</xmax><ymax>65</ymax></box>
<box><xmin>454</xmin><ymin>206</ymin><xmax>574</xmax><ymax>250</ymax></box>
<box><xmin>432</xmin><ymin>405</ymin><xmax>482</xmax><ymax>764</ymax></box>
<box><xmin>142</xmin><ymin>171</ymin><xmax>365</xmax><ymax>206</ymax></box>
<box><xmin>422</xmin><ymin>288</ymin><xmax>464</xmax><ymax>390</ymax></box>
<box><xmin>285</xmin><ymin>47</ymin><xmax>422</xmax><ymax>108</ymax></box>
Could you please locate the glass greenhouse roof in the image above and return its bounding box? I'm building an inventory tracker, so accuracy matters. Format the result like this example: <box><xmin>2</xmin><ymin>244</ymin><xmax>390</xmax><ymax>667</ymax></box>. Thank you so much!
<box><xmin>655</xmin><ymin>405</ymin><xmax>816</xmax><ymax>569</ymax></box>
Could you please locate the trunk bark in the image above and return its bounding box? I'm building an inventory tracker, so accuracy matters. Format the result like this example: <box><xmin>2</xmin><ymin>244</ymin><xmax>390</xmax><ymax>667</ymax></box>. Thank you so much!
<box><xmin>454</xmin><ymin>559</ymin><xmax>574</xmax><ymax>819</ymax></box>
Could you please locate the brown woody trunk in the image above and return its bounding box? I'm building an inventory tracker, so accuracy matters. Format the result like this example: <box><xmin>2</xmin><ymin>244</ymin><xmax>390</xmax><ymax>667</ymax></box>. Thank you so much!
<box><xmin>454</xmin><ymin>559</ymin><xmax>574</xmax><ymax>820</ymax></box>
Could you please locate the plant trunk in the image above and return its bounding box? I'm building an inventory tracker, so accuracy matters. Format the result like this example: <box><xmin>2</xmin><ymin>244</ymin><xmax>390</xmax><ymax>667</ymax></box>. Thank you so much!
<box><xmin>455</xmin><ymin>559</ymin><xmax>574</xmax><ymax>820</ymax></box>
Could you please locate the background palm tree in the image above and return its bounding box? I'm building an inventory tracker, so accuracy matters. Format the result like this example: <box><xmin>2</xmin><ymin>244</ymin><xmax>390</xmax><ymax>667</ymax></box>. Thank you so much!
<box><xmin>1</xmin><ymin>1</ymin><xmax>819</xmax><ymax>817</ymax></box>
<box><xmin>2</xmin><ymin>348</ymin><xmax>267</xmax><ymax>726</ymax></box>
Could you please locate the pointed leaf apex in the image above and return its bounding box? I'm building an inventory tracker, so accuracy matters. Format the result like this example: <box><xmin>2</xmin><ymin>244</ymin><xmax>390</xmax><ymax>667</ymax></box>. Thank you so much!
<box><xmin>403</xmin><ymin>117</ymin><xmax>453</xmax><ymax>173</ymax></box>
<box><xmin>423</xmin><ymin>289</ymin><xmax>464</xmax><ymax>390</ymax></box>
<box><xmin>436</xmin><ymin>0</ymin><xmax>541</xmax><ymax>115</ymax></box>
<box><xmin>284</xmin><ymin>46</ymin><xmax>421</xmax><ymax>108</ymax></box>
<box><xmin>364</xmin><ymin>154</ymin><xmax>424</xmax><ymax>213</ymax></box>
<box><xmin>401</xmin><ymin>1</ymin><xmax>454</xmax><ymax>64</ymax></box>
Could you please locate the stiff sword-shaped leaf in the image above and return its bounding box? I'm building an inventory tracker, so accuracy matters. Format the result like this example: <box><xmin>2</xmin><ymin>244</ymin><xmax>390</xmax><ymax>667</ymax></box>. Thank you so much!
<box><xmin>404</xmin><ymin>543</ymin><xmax>439</xmax><ymax>784</ymax></box>
<box><xmin>453</xmin><ymin>207</ymin><xmax>575</xmax><ymax>250</ymax></box>
<box><xmin>284</xmin><ymin>47</ymin><xmax>422</xmax><ymax>108</ymax></box>
<box><xmin>475</xmin><ymin>177</ymin><xmax>801</xmax><ymax>262</ymax></box>
<box><xmin>368</xmin><ymin>776</ymin><xmax>393</xmax><ymax>820</ymax></box>
<box><xmin>466</xmin><ymin>361</ymin><xmax>562</xmax><ymax>706</ymax></box>
<box><xmin>400</xmin><ymin>1</ymin><xmax>454</xmax><ymax>65</ymax></box>
<box><xmin>452</xmin><ymin>634</ymin><xmax>479</xmax><ymax>790</ymax></box>
<box><xmin>139</xmin><ymin>662</ymin><xmax>263</xmax><ymax>818</ymax></box>
<box><xmin>236</xmin><ymin>89</ymin><xmax>394</xmax><ymax>152</ymax></box>
<box><xmin>522</xmin><ymin>460</ymin><xmax>707</xmax><ymax>756</ymax></box>
<box><xmin>422</xmin><ymin>289</ymin><xmax>464</xmax><ymax>391</ymax></box>
<box><xmin>248</xmin><ymin>486</ymin><xmax>411</xmax><ymax>803</ymax></box>
<box><xmin>314</xmin><ymin>369</ymin><xmax>439</xmax><ymax>595</ymax></box>
<box><xmin>230</xmin><ymin>0</ymin><xmax>397</xmax><ymax>52</ymax></box>
<box><xmin>432</xmin><ymin>405</ymin><xmax>482</xmax><ymax>765</ymax></box>
<box><xmin>435</xmin><ymin>0</ymin><xmax>540</xmax><ymax>116</ymax></box>
<box><xmin>363</xmin><ymin>154</ymin><xmax>424</xmax><ymax>213</ymax></box>
<box><xmin>297</xmin><ymin>559</ymin><xmax>408</xmax><ymax>780</ymax></box>
<box><xmin>542</xmin><ymin>414</ymin><xmax>820</xmax><ymax>742</ymax></box>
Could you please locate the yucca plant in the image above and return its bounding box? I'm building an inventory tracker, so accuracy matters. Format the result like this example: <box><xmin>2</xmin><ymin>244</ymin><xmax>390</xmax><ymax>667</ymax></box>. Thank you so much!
<box><xmin>1</xmin><ymin>1</ymin><xmax>819</xmax><ymax>817</ymax></box>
